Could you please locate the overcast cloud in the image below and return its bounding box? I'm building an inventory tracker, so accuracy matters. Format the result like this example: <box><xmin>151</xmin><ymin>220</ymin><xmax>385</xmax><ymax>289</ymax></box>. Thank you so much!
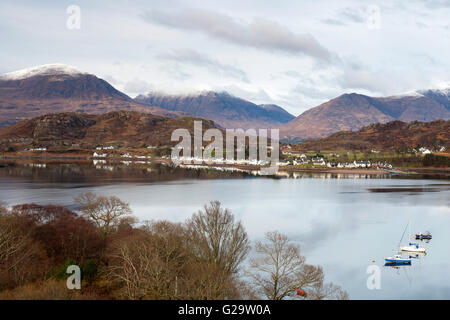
<box><xmin>157</xmin><ymin>49</ymin><xmax>249</xmax><ymax>82</ymax></box>
<box><xmin>142</xmin><ymin>8</ymin><xmax>334</xmax><ymax>63</ymax></box>
<box><xmin>0</xmin><ymin>0</ymin><xmax>449</xmax><ymax>116</ymax></box>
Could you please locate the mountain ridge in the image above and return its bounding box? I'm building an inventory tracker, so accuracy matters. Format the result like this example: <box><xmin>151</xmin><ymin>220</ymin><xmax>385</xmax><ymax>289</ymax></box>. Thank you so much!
<box><xmin>0</xmin><ymin>65</ymin><xmax>294</xmax><ymax>130</ymax></box>
<box><xmin>134</xmin><ymin>91</ymin><xmax>295</xmax><ymax>129</ymax></box>
<box><xmin>280</xmin><ymin>90</ymin><xmax>450</xmax><ymax>139</ymax></box>
<box><xmin>1</xmin><ymin>64</ymin><xmax>449</xmax><ymax>140</ymax></box>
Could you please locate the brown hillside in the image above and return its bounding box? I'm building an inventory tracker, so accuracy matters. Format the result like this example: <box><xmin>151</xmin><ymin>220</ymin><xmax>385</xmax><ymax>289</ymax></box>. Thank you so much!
<box><xmin>0</xmin><ymin>110</ymin><xmax>217</xmax><ymax>148</ymax></box>
<box><xmin>295</xmin><ymin>120</ymin><xmax>450</xmax><ymax>151</ymax></box>
<box><xmin>280</xmin><ymin>93</ymin><xmax>394</xmax><ymax>139</ymax></box>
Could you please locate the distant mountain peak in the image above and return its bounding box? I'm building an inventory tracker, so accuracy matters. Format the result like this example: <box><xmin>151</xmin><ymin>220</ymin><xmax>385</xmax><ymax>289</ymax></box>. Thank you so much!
<box><xmin>0</xmin><ymin>63</ymin><xmax>87</xmax><ymax>81</ymax></box>
<box><xmin>181</xmin><ymin>90</ymin><xmax>234</xmax><ymax>99</ymax></box>
<box><xmin>134</xmin><ymin>90</ymin><xmax>294</xmax><ymax>129</ymax></box>
<box><xmin>139</xmin><ymin>89</ymin><xmax>234</xmax><ymax>99</ymax></box>
<box><xmin>419</xmin><ymin>85</ymin><xmax>450</xmax><ymax>96</ymax></box>
<box><xmin>384</xmin><ymin>90</ymin><xmax>424</xmax><ymax>99</ymax></box>
<box><xmin>340</xmin><ymin>92</ymin><xmax>361</xmax><ymax>97</ymax></box>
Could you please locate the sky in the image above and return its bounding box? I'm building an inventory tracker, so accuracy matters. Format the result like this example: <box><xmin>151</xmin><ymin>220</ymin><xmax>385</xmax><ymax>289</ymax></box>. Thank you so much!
<box><xmin>0</xmin><ymin>0</ymin><xmax>449</xmax><ymax>116</ymax></box>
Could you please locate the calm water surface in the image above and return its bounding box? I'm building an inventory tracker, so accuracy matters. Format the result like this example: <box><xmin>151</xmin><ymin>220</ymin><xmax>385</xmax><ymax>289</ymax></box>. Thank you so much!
<box><xmin>0</xmin><ymin>162</ymin><xmax>449</xmax><ymax>299</ymax></box>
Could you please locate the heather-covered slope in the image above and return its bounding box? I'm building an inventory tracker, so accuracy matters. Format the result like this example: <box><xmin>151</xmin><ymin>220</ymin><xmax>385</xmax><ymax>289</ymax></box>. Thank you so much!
<box><xmin>0</xmin><ymin>110</ymin><xmax>217</xmax><ymax>148</ymax></box>
<box><xmin>295</xmin><ymin>120</ymin><xmax>450</xmax><ymax>151</ymax></box>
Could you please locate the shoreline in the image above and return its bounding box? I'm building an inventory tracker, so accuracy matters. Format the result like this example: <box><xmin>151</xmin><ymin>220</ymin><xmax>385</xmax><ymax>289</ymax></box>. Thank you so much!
<box><xmin>279</xmin><ymin>167</ymin><xmax>386</xmax><ymax>175</ymax></box>
<box><xmin>1</xmin><ymin>153</ymin><xmax>449</xmax><ymax>175</ymax></box>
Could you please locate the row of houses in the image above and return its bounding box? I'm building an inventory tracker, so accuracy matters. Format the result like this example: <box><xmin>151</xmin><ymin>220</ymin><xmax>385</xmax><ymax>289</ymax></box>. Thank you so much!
<box><xmin>92</xmin><ymin>152</ymin><xmax>151</xmax><ymax>159</ymax></box>
<box><xmin>95</xmin><ymin>145</ymin><xmax>115</xmax><ymax>150</ymax></box>
<box><xmin>171</xmin><ymin>156</ymin><xmax>270</xmax><ymax>166</ymax></box>
<box><xmin>280</xmin><ymin>157</ymin><xmax>392</xmax><ymax>168</ymax></box>
<box><xmin>279</xmin><ymin>154</ymin><xmax>326</xmax><ymax>165</ymax></box>
<box><xmin>24</xmin><ymin>147</ymin><xmax>47</xmax><ymax>151</ymax></box>
<box><xmin>95</xmin><ymin>145</ymin><xmax>158</xmax><ymax>150</ymax></box>
<box><xmin>169</xmin><ymin>155</ymin><xmax>392</xmax><ymax>169</ymax></box>
<box><xmin>284</xmin><ymin>145</ymin><xmax>447</xmax><ymax>157</ymax></box>
<box><xmin>333</xmin><ymin>161</ymin><xmax>392</xmax><ymax>168</ymax></box>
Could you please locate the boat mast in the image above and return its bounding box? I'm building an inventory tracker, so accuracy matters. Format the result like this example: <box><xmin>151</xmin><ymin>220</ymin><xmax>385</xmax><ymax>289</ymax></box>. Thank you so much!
<box><xmin>398</xmin><ymin>221</ymin><xmax>409</xmax><ymax>248</ymax></box>
<box><xmin>409</xmin><ymin>219</ymin><xmax>411</xmax><ymax>242</ymax></box>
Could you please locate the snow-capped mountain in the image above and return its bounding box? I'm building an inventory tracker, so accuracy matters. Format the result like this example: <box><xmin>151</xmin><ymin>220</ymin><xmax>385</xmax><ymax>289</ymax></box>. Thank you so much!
<box><xmin>418</xmin><ymin>85</ymin><xmax>450</xmax><ymax>112</ymax></box>
<box><xmin>0</xmin><ymin>64</ymin><xmax>293</xmax><ymax>129</ymax></box>
<box><xmin>0</xmin><ymin>63</ymin><xmax>132</xmax><ymax>101</ymax></box>
<box><xmin>0</xmin><ymin>64</ymin><xmax>181</xmax><ymax>127</ymax></box>
<box><xmin>0</xmin><ymin>64</ymin><xmax>87</xmax><ymax>81</ymax></box>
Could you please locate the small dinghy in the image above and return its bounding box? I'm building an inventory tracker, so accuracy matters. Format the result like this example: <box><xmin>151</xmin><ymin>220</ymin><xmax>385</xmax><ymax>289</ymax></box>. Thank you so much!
<box><xmin>415</xmin><ymin>231</ymin><xmax>432</xmax><ymax>240</ymax></box>
<box><xmin>385</xmin><ymin>255</ymin><xmax>411</xmax><ymax>265</ymax></box>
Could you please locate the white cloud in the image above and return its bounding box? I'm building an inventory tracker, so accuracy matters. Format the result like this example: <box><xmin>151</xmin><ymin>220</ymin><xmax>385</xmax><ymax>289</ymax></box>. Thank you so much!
<box><xmin>123</xmin><ymin>78</ymin><xmax>154</xmax><ymax>96</ymax></box>
<box><xmin>141</xmin><ymin>8</ymin><xmax>334</xmax><ymax>63</ymax></box>
<box><xmin>157</xmin><ymin>49</ymin><xmax>249</xmax><ymax>82</ymax></box>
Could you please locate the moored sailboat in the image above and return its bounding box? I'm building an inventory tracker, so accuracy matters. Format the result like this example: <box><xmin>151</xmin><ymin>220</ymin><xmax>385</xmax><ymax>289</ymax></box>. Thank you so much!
<box><xmin>385</xmin><ymin>255</ymin><xmax>411</xmax><ymax>265</ymax></box>
<box><xmin>400</xmin><ymin>242</ymin><xmax>426</xmax><ymax>253</ymax></box>
<box><xmin>399</xmin><ymin>220</ymin><xmax>426</xmax><ymax>253</ymax></box>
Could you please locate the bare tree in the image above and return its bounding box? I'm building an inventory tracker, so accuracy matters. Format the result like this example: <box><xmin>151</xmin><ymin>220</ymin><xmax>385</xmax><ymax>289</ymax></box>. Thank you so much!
<box><xmin>187</xmin><ymin>201</ymin><xmax>250</xmax><ymax>275</ymax></box>
<box><xmin>248</xmin><ymin>231</ymin><xmax>348</xmax><ymax>300</ymax></box>
<box><xmin>107</xmin><ymin>233</ymin><xmax>158</xmax><ymax>299</ymax></box>
<box><xmin>0</xmin><ymin>213</ymin><xmax>48</xmax><ymax>289</ymax></box>
<box><xmin>106</xmin><ymin>219</ymin><xmax>248</xmax><ymax>300</ymax></box>
<box><xmin>181</xmin><ymin>262</ymin><xmax>244</xmax><ymax>300</ymax></box>
<box><xmin>307</xmin><ymin>281</ymin><xmax>349</xmax><ymax>300</ymax></box>
<box><xmin>106</xmin><ymin>221</ymin><xmax>189</xmax><ymax>300</ymax></box>
<box><xmin>74</xmin><ymin>192</ymin><xmax>132</xmax><ymax>237</ymax></box>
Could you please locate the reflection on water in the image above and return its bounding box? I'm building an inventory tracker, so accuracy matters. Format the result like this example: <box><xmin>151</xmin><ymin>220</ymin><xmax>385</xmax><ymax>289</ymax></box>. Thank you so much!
<box><xmin>0</xmin><ymin>160</ymin><xmax>256</xmax><ymax>185</ymax></box>
<box><xmin>406</xmin><ymin>252</ymin><xmax>427</xmax><ymax>259</ymax></box>
<box><xmin>383</xmin><ymin>265</ymin><xmax>415</xmax><ymax>285</ymax></box>
<box><xmin>383</xmin><ymin>250</ymin><xmax>430</xmax><ymax>286</ymax></box>
<box><xmin>0</xmin><ymin>160</ymin><xmax>449</xmax><ymax>299</ymax></box>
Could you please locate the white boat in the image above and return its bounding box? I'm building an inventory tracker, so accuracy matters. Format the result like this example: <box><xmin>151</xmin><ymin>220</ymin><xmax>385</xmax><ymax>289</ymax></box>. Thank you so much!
<box><xmin>400</xmin><ymin>242</ymin><xmax>426</xmax><ymax>253</ymax></box>
<box><xmin>385</xmin><ymin>254</ymin><xmax>411</xmax><ymax>265</ymax></box>
<box><xmin>399</xmin><ymin>220</ymin><xmax>426</xmax><ymax>253</ymax></box>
